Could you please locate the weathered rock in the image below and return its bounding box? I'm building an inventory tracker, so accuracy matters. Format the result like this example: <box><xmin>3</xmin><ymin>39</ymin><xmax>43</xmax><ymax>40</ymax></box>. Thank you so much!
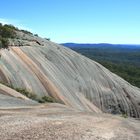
<box><xmin>0</xmin><ymin>105</ymin><xmax>139</xmax><ymax>140</ymax></box>
<box><xmin>0</xmin><ymin>84</ymin><xmax>38</xmax><ymax>108</ymax></box>
<box><xmin>0</xmin><ymin>31</ymin><xmax>140</xmax><ymax>117</ymax></box>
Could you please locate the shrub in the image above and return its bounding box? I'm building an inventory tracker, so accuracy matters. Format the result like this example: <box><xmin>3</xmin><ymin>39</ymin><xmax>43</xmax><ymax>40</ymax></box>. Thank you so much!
<box><xmin>0</xmin><ymin>82</ymin><xmax>56</xmax><ymax>103</ymax></box>
<box><xmin>0</xmin><ymin>24</ymin><xmax>16</xmax><ymax>38</ymax></box>
<box><xmin>121</xmin><ymin>113</ymin><xmax>128</xmax><ymax>118</ymax></box>
<box><xmin>3</xmin><ymin>24</ymin><xmax>18</xmax><ymax>31</ymax></box>
<box><xmin>20</xmin><ymin>29</ymin><xmax>33</xmax><ymax>35</ymax></box>
<box><xmin>45</xmin><ymin>38</ymin><xmax>50</xmax><ymax>41</ymax></box>
<box><xmin>14</xmin><ymin>88</ymin><xmax>37</xmax><ymax>101</ymax></box>
<box><xmin>34</xmin><ymin>34</ymin><xmax>38</xmax><ymax>37</ymax></box>
<box><xmin>0</xmin><ymin>37</ymin><xmax>9</xmax><ymax>48</ymax></box>
<box><xmin>38</xmin><ymin>96</ymin><xmax>56</xmax><ymax>103</ymax></box>
<box><xmin>0</xmin><ymin>23</ymin><xmax>17</xmax><ymax>48</ymax></box>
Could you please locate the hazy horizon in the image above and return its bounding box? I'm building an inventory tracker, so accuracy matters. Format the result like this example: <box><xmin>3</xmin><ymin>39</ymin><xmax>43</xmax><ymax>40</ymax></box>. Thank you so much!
<box><xmin>61</xmin><ymin>42</ymin><xmax>140</xmax><ymax>45</ymax></box>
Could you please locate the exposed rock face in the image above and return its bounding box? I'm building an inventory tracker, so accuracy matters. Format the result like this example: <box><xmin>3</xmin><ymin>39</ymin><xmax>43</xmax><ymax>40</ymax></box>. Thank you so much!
<box><xmin>0</xmin><ymin>83</ymin><xmax>38</xmax><ymax>107</ymax></box>
<box><xmin>0</xmin><ymin>31</ymin><xmax>140</xmax><ymax>117</ymax></box>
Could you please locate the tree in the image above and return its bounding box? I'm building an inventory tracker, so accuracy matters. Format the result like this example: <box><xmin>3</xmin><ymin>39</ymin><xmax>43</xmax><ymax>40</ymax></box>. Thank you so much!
<box><xmin>0</xmin><ymin>23</ymin><xmax>17</xmax><ymax>48</ymax></box>
<box><xmin>0</xmin><ymin>37</ymin><xmax>9</xmax><ymax>48</ymax></box>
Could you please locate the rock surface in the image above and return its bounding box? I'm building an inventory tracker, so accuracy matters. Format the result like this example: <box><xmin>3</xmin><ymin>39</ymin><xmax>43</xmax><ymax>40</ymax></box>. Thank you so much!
<box><xmin>0</xmin><ymin>104</ymin><xmax>139</xmax><ymax>140</ymax></box>
<box><xmin>0</xmin><ymin>83</ymin><xmax>38</xmax><ymax>108</ymax></box>
<box><xmin>0</xmin><ymin>31</ymin><xmax>140</xmax><ymax>117</ymax></box>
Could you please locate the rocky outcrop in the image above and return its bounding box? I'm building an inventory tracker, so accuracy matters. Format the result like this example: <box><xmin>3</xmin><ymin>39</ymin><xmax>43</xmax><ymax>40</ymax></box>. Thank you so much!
<box><xmin>0</xmin><ymin>31</ymin><xmax>140</xmax><ymax>117</ymax></box>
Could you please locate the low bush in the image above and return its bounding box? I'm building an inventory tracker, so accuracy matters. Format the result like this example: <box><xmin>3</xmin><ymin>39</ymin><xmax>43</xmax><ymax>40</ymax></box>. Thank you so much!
<box><xmin>121</xmin><ymin>113</ymin><xmax>128</xmax><ymax>118</ymax></box>
<box><xmin>20</xmin><ymin>29</ymin><xmax>33</xmax><ymax>35</ymax></box>
<box><xmin>0</xmin><ymin>82</ymin><xmax>56</xmax><ymax>103</ymax></box>
<box><xmin>38</xmin><ymin>96</ymin><xmax>56</xmax><ymax>103</ymax></box>
<box><xmin>14</xmin><ymin>88</ymin><xmax>37</xmax><ymax>101</ymax></box>
<box><xmin>0</xmin><ymin>23</ymin><xmax>17</xmax><ymax>48</ymax></box>
<box><xmin>0</xmin><ymin>24</ymin><xmax>16</xmax><ymax>38</ymax></box>
<box><xmin>0</xmin><ymin>37</ymin><xmax>9</xmax><ymax>48</ymax></box>
<box><xmin>34</xmin><ymin>34</ymin><xmax>38</xmax><ymax>37</ymax></box>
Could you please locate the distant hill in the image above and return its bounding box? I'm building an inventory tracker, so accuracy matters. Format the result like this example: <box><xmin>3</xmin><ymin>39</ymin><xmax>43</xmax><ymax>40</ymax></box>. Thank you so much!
<box><xmin>62</xmin><ymin>43</ymin><xmax>140</xmax><ymax>49</ymax></box>
<box><xmin>62</xmin><ymin>43</ymin><xmax>140</xmax><ymax>65</ymax></box>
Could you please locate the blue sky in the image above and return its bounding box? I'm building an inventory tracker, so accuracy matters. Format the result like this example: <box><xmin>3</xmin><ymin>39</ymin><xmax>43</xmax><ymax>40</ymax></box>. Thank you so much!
<box><xmin>0</xmin><ymin>0</ymin><xmax>140</xmax><ymax>44</ymax></box>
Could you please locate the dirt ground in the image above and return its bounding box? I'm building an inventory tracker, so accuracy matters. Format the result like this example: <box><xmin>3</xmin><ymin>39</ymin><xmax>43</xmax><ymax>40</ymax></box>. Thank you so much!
<box><xmin>0</xmin><ymin>103</ymin><xmax>140</xmax><ymax>140</ymax></box>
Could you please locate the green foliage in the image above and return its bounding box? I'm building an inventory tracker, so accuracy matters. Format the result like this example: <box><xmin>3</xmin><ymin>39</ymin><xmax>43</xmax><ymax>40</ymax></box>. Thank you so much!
<box><xmin>71</xmin><ymin>47</ymin><xmax>140</xmax><ymax>66</ymax></box>
<box><xmin>20</xmin><ymin>29</ymin><xmax>33</xmax><ymax>35</ymax></box>
<box><xmin>0</xmin><ymin>82</ymin><xmax>56</xmax><ymax>103</ymax></box>
<box><xmin>99</xmin><ymin>61</ymin><xmax>140</xmax><ymax>88</ymax></box>
<box><xmin>14</xmin><ymin>88</ymin><xmax>37</xmax><ymax>100</ymax></box>
<box><xmin>11</xmin><ymin>87</ymin><xmax>56</xmax><ymax>103</ymax></box>
<box><xmin>3</xmin><ymin>24</ymin><xmax>18</xmax><ymax>31</ymax></box>
<box><xmin>38</xmin><ymin>96</ymin><xmax>56</xmax><ymax>103</ymax></box>
<box><xmin>0</xmin><ymin>37</ymin><xmax>9</xmax><ymax>48</ymax></box>
<box><xmin>121</xmin><ymin>113</ymin><xmax>128</xmax><ymax>118</ymax></box>
<box><xmin>0</xmin><ymin>23</ymin><xmax>34</xmax><ymax>49</ymax></box>
<box><xmin>0</xmin><ymin>23</ymin><xmax>17</xmax><ymax>48</ymax></box>
<box><xmin>45</xmin><ymin>38</ymin><xmax>50</xmax><ymax>41</ymax></box>
<box><xmin>0</xmin><ymin>24</ymin><xmax>16</xmax><ymax>38</ymax></box>
<box><xmin>34</xmin><ymin>34</ymin><xmax>38</xmax><ymax>37</ymax></box>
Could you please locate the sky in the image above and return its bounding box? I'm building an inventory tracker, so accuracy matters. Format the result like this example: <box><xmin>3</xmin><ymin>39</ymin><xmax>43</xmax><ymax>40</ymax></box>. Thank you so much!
<box><xmin>0</xmin><ymin>0</ymin><xmax>140</xmax><ymax>44</ymax></box>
